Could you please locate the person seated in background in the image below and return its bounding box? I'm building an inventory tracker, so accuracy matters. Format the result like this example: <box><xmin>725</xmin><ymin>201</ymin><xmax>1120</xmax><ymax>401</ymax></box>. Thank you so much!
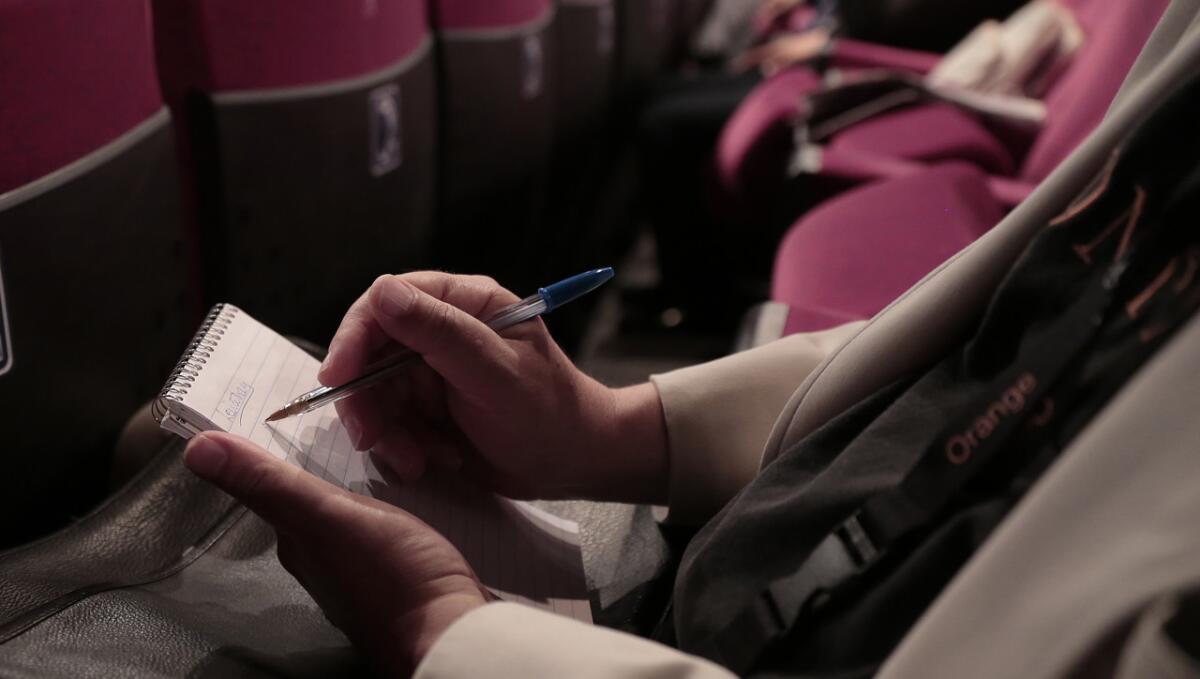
<box><xmin>740</xmin><ymin>0</ymin><xmax>1030</xmax><ymax>75</ymax></box>
<box><xmin>637</xmin><ymin>0</ymin><xmax>1030</xmax><ymax>333</ymax></box>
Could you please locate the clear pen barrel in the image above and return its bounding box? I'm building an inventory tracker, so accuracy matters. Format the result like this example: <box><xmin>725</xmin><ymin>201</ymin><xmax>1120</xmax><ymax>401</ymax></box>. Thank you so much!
<box><xmin>483</xmin><ymin>293</ymin><xmax>548</xmax><ymax>330</ymax></box>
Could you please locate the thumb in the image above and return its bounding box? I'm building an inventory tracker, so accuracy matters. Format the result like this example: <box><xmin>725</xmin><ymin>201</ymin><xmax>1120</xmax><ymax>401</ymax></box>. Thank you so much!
<box><xmin>184</xmin><ymin>432</ymin><xmax>354</xmax><ymax>536</ymax></box>
<box><xmin>367</xmin><ymin>276</ymin><xmax>518</xmax><ymax>389</ymax></box>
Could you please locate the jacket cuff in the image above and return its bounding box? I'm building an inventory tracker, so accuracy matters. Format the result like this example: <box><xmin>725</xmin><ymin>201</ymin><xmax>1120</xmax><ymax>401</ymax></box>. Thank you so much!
<box><xmin>415</xmin><ymin>602</ymin><xmax>734</xmax><ymax>679</ymax></box>
<box><xmin>650</xmin><ymin>322</ymin><xmax>866</xmax><ymax>524</ymax></box>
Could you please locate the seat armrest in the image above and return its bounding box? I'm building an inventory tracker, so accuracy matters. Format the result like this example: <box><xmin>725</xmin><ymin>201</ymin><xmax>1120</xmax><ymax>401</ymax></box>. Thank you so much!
<box><xmin>830</xmin><ymin>39</ymin><xmax>941</xmax><ymax>75</ymax></box>
<box><xmin>807</xmin><ymin>144</ymin><xmax>927</xmax><ymax>182</ymax></box>
<box><xmin>986</xmin><ymin>176</ymin><xmax>1038</xmax><ymax>207</ymax></box>
<box><xmin>812</xmin><ymin>146</ymin><xmax>1034</xmax><ymax>207</ymax></box>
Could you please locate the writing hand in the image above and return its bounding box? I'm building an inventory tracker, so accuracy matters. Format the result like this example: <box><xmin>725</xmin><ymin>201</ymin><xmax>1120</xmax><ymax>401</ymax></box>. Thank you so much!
<box><xmin>318</xmin><ymin>272</ymin><xmax>668</xmax><ymax>504</ymax></box>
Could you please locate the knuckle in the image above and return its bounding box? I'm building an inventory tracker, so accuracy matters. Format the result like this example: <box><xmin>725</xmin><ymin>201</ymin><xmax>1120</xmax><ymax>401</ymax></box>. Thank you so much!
<box><xmin>366</xmin><ymin>276</ymin><xmax>393</xmax><ymax>301</ymax></box>
<box><xmin>479</xmin><ymin>281</ymin><xmax>519</xmax><ymax>311</ymax></box>
<box><xmin>428</xmin><ymin>299</ymin><xmax>458</xmax><ymax>336</ymax></box>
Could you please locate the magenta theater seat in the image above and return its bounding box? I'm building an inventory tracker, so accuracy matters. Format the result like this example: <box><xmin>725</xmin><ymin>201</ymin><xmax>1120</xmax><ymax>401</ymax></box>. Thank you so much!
<box><xmin>729</xmin><ymin>0</ymin><xmax>1171</xmax><ymax>350</ymax></box>
<box><xmin>828</xmin><ymin>39</ymin><xmax>941</xmax><ymax>74</ymax></box>
<box><xmin>771</xmin><ymin>164</ymin><xmax>1002</xmax><ymax>335</ymax></box>
<box><xmin>0</xmin><ymin>0</ymin><xmax>192</xmax><ymax>543</ymax></box>
<box><xmin>1016</xmin><ymin>0</ymin><xmax>1169</xmax><ymax>184</ymax></box>
<box><xmin>716</xmin><ymin>67</ymin><xmax>821</xmax><ymax>200</ymax></box>
<box><xmin>818</xmin><ymin>0</ymin><xmax>1171</xmax><ymax>195</ymax></box>
<box><xmin>715</xmin><ymin>42</ymin><xmax>938</xmax><ymax>202</ymax></box>
<box><xmin>430</xmin><ymin>0</ymin><xmax>557</xmax><ymax>290</ymax></box>
<box><xmin>826</xmin><ymin>103</ymin><xmax>1015</xmax><ymax>176</ymax></box>
<box><xmin>757</xmin><ymin>0</ymin><xmax>1173</xmax><ymax>345</ymax></box>
<box><xmin>719</xmin><ymin>0</ymin><xmax>1169</xmax><ymax>216</ymax></box>
<box><xmin>154</xmin><ymin>0</ymin><xmax>437</xmax><ymax>341</ymax></box>
<box><xmin>0</xmin><ymin>0</ymin><xmax>160</xmax><ymax>195</ymax></box>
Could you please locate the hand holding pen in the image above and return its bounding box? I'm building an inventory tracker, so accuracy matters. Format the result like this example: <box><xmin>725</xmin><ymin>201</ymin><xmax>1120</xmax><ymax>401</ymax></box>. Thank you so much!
<box><xmin>268</xmin><ymin>268</ymin><xmax>614</xmax><ymax>422</ymax></box>
<box><xmin>287</xmin><ymin>270</ymin><xmax>669</xmax><ymax>503</ymax></box>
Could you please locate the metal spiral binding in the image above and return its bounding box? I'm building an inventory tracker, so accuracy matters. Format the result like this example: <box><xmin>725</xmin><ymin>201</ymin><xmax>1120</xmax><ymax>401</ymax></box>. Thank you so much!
<box><xmin>151</xmin><ymin>304</ymin><xmax>239</xmax><ymax>423</ymax></box>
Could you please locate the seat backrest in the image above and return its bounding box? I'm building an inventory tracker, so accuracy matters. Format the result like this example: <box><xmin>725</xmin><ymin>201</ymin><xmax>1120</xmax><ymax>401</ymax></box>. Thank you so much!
<box><xmin>674</xmin><ymin>0</ymin><xmax>711</xmax><ymax>56</ymax></box>
<box><xmin>615</xmin><ymin>0</ymin><xmax>677</xmax><ymax>98</ymax></box>
<box><xmin>153</xmin><ymin>0</ymin><xmax>436</xmax><ymax>341</ymax></box>
<box><xmin>771</xmin><ymin>163</ymin><xmax>1003</xmax><ymax>331</ymax></box>
<box><xmin>0</xmin><ymin>0</ymin><xmax>192</xmax><ymax>545</ymax></box>
<box><xmin>430</xmin><ymin>0</ymin><xmax>558</xmax><ymax>291</ymax></box>
<box><xmin>716</xmin><ymin>68</ymin><xmax>821</xmax><ymax>200</ymax></box>
<box><xmin>0</xmin><ymin>0</ymin><xmax>162</xmax><ymax>195</ymax></box>
<box><xmin>434</xmin><ymin>0</ymin><xmax>549</xmax><ymax>29</ymax></box>
<box><xmin>1018</xmin><ymin>0</ymin><xmax>1170</xmax><ymax>182</ymax></box>
<box><xmin>554</xmin><ymin>0</ymin><xmax>618</xmax><ymax>144</ymax></box>
<box><xmin>154</xmin><ymin>0</ymin><xmax>428</xmax><ymax>102</ymax></box>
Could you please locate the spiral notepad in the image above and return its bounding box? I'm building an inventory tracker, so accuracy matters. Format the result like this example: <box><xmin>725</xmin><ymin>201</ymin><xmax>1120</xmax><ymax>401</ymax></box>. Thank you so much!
<box><xmin>155</xmin><ymin>304</ymin><xmax>592</xmax><ymax>622</ymax></box>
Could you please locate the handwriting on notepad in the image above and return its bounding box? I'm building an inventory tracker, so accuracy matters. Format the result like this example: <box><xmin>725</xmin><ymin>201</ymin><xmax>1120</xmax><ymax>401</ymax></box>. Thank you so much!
<box><xmin>218</xmin><ymin>380</ymin><xmax>255</xmax><ymax>427</ymax></box>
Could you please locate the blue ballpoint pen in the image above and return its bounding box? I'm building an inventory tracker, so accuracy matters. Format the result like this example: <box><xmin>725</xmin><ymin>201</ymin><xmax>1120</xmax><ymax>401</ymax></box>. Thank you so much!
<box><xmin>264</xmin><ymin>267</ymin><xmax>615</xmax><ymax>422</ymax></box>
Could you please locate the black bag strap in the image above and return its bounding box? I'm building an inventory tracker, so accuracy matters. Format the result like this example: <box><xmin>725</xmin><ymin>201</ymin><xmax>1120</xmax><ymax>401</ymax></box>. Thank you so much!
<box><xmin>699</xmin><ymin>253</ymin><xmax>1132</xmax><ymax>673</ymax></box>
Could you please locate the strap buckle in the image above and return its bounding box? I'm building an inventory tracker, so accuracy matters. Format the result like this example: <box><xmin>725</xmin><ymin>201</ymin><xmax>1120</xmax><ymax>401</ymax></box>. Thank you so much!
<box><xmin>835</xmin><ymin>512</ymin><xmax>880</xmax><ymax>566</ymax></box>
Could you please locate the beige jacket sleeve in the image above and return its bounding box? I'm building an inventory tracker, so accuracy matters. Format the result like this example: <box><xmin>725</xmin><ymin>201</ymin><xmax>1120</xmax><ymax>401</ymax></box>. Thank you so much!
<box><xmin>415</xmin><ymin>603</ymin><xmax>735</xmax><ymax>679</ymax></box>
<box><xmin>650</xmin><ymin>321</ymin><xmax>866</xmax><ymax>523</ymax></box>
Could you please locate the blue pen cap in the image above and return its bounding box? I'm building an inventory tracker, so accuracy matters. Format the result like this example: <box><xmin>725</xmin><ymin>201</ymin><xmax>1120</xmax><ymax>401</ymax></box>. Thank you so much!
<box><xmin>538</xmin><ymin>267</ymin><xmax>615</xmax><ymax>311</ymax></box>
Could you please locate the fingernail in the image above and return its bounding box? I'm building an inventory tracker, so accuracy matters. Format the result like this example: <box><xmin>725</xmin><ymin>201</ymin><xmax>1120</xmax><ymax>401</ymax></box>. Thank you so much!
<box><xmin>377</xmin><ymin>278</ymin><xmax>417</xmax><ymax>318</ymax></box>
<box><xmin>186</xmin><ymin>435</ymin><xmax>228</xmax><ymax>480</ymax></box>
<box><xmin>342</xmin><ymin>414</ymin><xmax>363</xmax><ymax>450</ymax></box>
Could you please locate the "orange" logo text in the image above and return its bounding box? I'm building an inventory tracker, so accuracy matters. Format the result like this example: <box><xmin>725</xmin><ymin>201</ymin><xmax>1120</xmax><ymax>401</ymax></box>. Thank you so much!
<box><xmin>944</xmin><ymin>373</ymin><xmax>1038</xmax><ymax>464</ymax></box>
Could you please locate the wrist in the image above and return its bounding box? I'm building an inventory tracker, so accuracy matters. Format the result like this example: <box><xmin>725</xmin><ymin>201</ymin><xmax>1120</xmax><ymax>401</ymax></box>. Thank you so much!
<box><xmin>585</xmin><ymin>382</ymin><xmax>669</xmax><ymax>504</ymax></box>
<box><xmin>390</xmin><ymin>578</ymin><xmax>489</xmax><ymax>674</ymax></box>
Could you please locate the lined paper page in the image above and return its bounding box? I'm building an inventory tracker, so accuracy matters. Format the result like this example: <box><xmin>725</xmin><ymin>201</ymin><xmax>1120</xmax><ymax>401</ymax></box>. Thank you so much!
<box><xmin>172</xmin><ymin>306</ymin><xmax>591</xmax><ymax>621</ymax></box>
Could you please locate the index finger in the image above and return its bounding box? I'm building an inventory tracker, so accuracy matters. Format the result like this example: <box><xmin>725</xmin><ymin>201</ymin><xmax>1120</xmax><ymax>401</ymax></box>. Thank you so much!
<box><xmin>318</xmin><ymin>272</ymin><xmax>520</xmax><ymax>386</ymax></box>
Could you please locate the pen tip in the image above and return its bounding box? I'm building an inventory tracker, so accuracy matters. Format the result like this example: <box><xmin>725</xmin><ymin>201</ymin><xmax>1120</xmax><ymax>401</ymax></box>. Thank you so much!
<box><xmin>264</xmin><ymin>409</ymin><xmax>286</xmax><ymax>423</ymax></box>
